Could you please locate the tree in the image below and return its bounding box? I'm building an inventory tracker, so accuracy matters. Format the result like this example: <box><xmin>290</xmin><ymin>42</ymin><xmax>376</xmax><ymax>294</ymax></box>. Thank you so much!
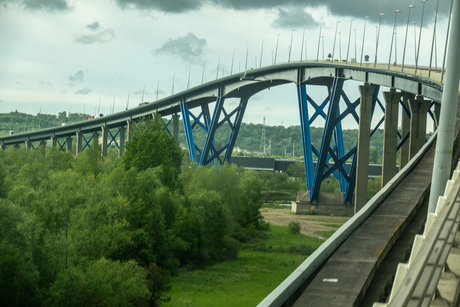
<box><xmin>122</xmin><ymin>114</ymin><xmax>183</xmax><ymax>191</ymax></box>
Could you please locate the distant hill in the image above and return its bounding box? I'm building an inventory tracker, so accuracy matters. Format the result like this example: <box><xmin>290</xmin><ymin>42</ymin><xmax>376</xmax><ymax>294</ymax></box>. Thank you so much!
<box><xmin>0</xmin><ymin>111</ymin><xmax>385</xmax><ymax>162</ymax></box>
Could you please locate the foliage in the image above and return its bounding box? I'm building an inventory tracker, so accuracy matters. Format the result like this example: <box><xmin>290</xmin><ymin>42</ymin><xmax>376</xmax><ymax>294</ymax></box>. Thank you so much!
<box><xmin>122</xmin><ymin>115</ymin><xmax>183</xmax><ymax>191</ymax></box>
<box><xmin>288</xmin><ymin>221</ymin><xmax>301</xmax><ymax>234</ymax></box>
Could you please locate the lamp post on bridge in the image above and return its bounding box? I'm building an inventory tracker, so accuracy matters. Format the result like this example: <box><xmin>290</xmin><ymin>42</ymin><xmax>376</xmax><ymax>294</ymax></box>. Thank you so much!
<box><xmin>332</xmin><ymin>21</ymin><xmax>341</xmax><ymax>62</ymax></box>
<box><xmin>346</xmin><ymin>19</ymin><xmax>354</xmax><ymax>64</ymax></box>
<box><xmin>441</xmin><ymin>0</ymin><xmax>454</xmax><ymax>83</ymax></box>
<box><xmin>216</xmin><ymin>54</ymin><xmax>221</xmax><ymax>79</ymax></box>
<box><xmin>245</xmin><ymin>44</ymin><xmax>250</xmax><ymax>70</ymax></box>
<box><xmin>388</xmin><ymin>9</ymin><xmax>401</xmax><ymax>70</ymax></box>
<box><xmin>338</xmin><ymin>32</ymin><xmax>342</xmax><ymax>61</ymax></box>
<box><xmin>274</xmin><ymin>33</ymin><xmax>280</xmax><ymax>65</ymax></box>
<box><xmin>260</xmin><ymin>38</ymin><xmax>265</xmax><ymax>68</ymax></box>
<box><xmin>360</xmin><ymin>16</ymin><xmax>369</xmax><ymax>66</ymax></box>
<box><xmin>428</xmin><ymin>0</ymin><xmax>440</xmax><ymax>78</ymax></box>
<box><xmin>402</xmin><ymin>5</ymin><xmax>416</xmax><ymax>72</ymax></box>
<box><xmin>317</xmin><ymin>23</ymin><xmax>324</xmax><ymax>62</ymax></box>
<box><xmin>300</xmin><ymin>26</ymin><xmax>306</xmax><ymax>61</ymax></box>
<box><xmin>415</xmin><ymin>0</ymin><xmax>429</xmax><ymax>75</ymax></box>
<box><xmin>288</xmin><ymin>29</ymin><xmax>295</xmax><ymax>63</ymax></box>
<box><xmin>230</xmin><ymin>49</ymin><xmax>235</xmax><ymax>75</ymax></box>
<box><xmin>374</xmin><ymin>13</ymin><xmax>384</xmax><ymax>68</ymax></box>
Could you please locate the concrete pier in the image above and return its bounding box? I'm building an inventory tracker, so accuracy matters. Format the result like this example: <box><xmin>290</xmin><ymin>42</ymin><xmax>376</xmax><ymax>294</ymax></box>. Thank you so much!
<box><xmin>400</xmin><ymin>92</ymin><xmax>414</xmax><ymax>170</ymax></box>
<box><xmin>408</xmin><ymin>96</ymin><xmax>431</xmax><ymax>160</ymax></box>
<box><xmin>382</xmin><ymin>88</ymin><xmax>402</xmax><ymax>187</ymax></box>
<box><xmin>66</xmin><ymin>136</ymin><xmax>72</xmax><ymax>152</ymax></box>
<box><xmin>76</xmin><ymin>132</ymin><xmax>83</xmax><ymax>154</ymax></box>
<box><xmin>172</xmin><ymin>114</ymin><xmax>179</xmax><ymax>144</ymax></box>
<box><xmin>127</xmin><ymin>120</ymin><xmax>133</xmax><ymax>142</ymax></box>
<box><xmin>354</xmin><ymin>83</ymin><xmax>375</xmax><ymax>213</ymax></box>
<box><xmin>101</xmin><ymin>126</ymin><xmax>108</xmax><ymax>157</ymax></box>
<box><xmin>118</xmin><ymin>126</ymin><xmax>125</xmax><ymax>157</ymax></box>
<box><xmin>25</xmin><ymin>140</ymin><xmax>32</xmax><ymax>151</ymax></box>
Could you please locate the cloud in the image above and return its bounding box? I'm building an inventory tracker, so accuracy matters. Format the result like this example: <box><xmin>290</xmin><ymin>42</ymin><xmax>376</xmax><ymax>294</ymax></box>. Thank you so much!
<box><xmin>75</xmin><ymin>87</ymin><xmax>92</xmax><ymax>95</ymax></box>
<box><xmin>60</xmin><ymin>90</ymin><xmax>67</xmax><ymax>94</ymax></box>
<box><xmin>74</xmin><ymin>28</ymin><xmax>116</xmax><ymax>45</ymax></box>
<box><xmin>86</xmin><ymin>21</ymin><xmax>100</xmax><ymax>31</ymax></box>
<box><xmin>154</xmin><ymin>32</ymin><xmax>206</xmax><ymax>63</ymax></box>
<box><xmin>22</xmin><ymin>0</ymin><xmax>70</xmax><ymax>11</ymax></box>
<box><xmin>38</xmin><ymin>81</ymin><xmax>53</xmax><ymax>85</ymax></box>
<box><xmin>112</xmin><ymin>0</ymin><xmax>452</xmax><ymax>26</ymax></box>
<box><xmin>69</xmin><ymin>70</ymin><xmax>84</xmax><ymax>83</ymax></box>
<box><xmin>272</xmin><ymin>7</ymin><xmax>318</xmax><ymax>29</ymax></box>
<box><xmin>114</xmin><ymin>0</ymin><xmax>202</xmax><ymax>13</ymax></box>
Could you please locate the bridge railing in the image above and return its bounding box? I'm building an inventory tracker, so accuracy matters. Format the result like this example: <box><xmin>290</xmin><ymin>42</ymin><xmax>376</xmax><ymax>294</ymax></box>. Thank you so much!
<box><xmin>374</xmin><ymin>158</ymin><xmax>460</xmax><ymax>306</ymax></box>
<box><xmin>257</xmin><ymin>131</ymin><xmax>438</xmax><ymax>307</ymax></box>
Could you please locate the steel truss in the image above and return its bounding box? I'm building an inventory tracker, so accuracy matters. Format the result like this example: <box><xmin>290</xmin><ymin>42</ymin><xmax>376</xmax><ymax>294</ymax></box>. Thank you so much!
<box><xmin>180</xmin><ymin>97</ymin><xmax>249</xmax><ymax>165</ymax></box>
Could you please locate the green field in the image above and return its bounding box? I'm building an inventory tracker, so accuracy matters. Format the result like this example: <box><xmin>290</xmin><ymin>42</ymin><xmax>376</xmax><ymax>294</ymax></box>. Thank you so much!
<box><xmin>163</xmin><ymin>225</ymin><xmax>325</xmax><ymax>307</ymax></box>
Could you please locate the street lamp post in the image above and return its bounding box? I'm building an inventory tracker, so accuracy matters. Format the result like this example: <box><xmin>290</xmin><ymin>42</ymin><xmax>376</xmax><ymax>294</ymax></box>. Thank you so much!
<box><xmin>441</xmin><ymin>0</ymin><xmax>454</xmax><ymax>83</ymax></box>
<box><xmin>288</xmin><ymin>29</ymin><xmax>295</xmax><ymax>63</ymax></box>
<box><xmin>322</xmin><ymin>36</ymin><xmax>324</xmax><ymax>60</ymax></box>
<box><xmin>317</xmin><ymin>23</ymin><xmax>324</xmax><ymax>62</ymax></box>
<box><xmin>245</xmin><ymin>44</ymin><xmax>250</xmax><ymax>70</ymax></box>
<box><xmin>354</xmin><ymin>29</ymin><xmax>357</xmax><ymax>61</ymax></box>
<box><xmin>332</xmin><ymin>21</ymin><xmax>341</xmax><ymax>62</ymax></box>
<box><xmin>428</xmin><ymin>0</ymin><xmax>440</xmax><ymax>78</ymax></box>
<box><xmin>360</xmin><ymin>16</ymin><xmax>369</xmax><ymax>66</ymax></box>
<box><xmin>216</xmin><ymin>54</ymin><xmax>221</xmax><ymax>79</ymax></box>
<box><xmin>388</xmin><ymin>10</ymin><xmax>401</xmax><ymax>70</ymax></box>
<box><xmin>274</xmin><ymin>34</ymin><xmax>280</xmax><ymax>65</ymax></box>
<box><xmin>300</xmin><ymin>26</ymin><xmax>306</xmax><ymax>61</ymax></box>
<box><xmin>260</xmin><ymin>38</ymin><xmax>265</xmax><ymax>68</ymax></box>
<box><xmin>346</xmin><ymin>19</ymin><xmax>354</xmax><ymax>63</ymax></box>
<box><xmin>231</xmin><ymin>49</ymin><xmax>235</xmax><ymax>74</ymax></box>
<box><xmin>374</xmin><ymin>13</ymin><xmax>385</xmax><ymax>68</ymax></box>
<box><xmin>415</xmin><ymin>0</ymin><xmax>429</xmax><ymax>75</ymax></box>
<box><xmin>402</xmin><ymin>5</ymin><xmax>416</xmax><ymax>72</ymax></box>
<box><xmin>339</xmin><ymin>32</ymin><xmax>342</xmax><ymax>61</ymax></box>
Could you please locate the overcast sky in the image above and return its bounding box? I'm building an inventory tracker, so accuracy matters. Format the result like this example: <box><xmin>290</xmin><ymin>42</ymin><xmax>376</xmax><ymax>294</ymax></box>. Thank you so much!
<box><xmin>0</xmin><ymin>0</ymin><xmax>452</xmax><ymax>128</ymax></box>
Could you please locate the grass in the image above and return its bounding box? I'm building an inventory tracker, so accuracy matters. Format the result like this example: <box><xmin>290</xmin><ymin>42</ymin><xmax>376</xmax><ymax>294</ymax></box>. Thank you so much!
<box><xmin>163</xmin><ymin>225</ymin><xmax>324</xmax><ymax>307</ymax></box>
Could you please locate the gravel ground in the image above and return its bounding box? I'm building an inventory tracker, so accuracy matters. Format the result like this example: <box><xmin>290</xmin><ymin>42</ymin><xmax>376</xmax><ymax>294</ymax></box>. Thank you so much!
<box><xmin>260</xmin><ymin>207</ymin><xmax>350</xmax><ymax>240</ymax></box>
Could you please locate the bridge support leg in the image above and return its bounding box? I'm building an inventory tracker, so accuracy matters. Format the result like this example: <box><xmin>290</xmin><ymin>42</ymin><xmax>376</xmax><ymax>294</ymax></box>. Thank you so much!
<box><xmin>355</xmin><ymin>83</ymin><xmax>376</xmax><ymax>213</ymax></box>
<box><xmin>382</xmin><ymin>89</ymin><xmax>402</xmax><ymax>188</ymax></box>
<box><xmin>433</xmin><ymin>102</ymin><xmax>441</xmax><ymax>131</ymax></box>
<box><xmin>14</xmin><ymin>144</ymin><xmax>20</xmax><ymax>150</ymax></box>
<box><xmin>127</xmin><ymin>120</ymin><xmax>133</xmax><ymax>142</ymax></box>
<box><xmin>39</xmin><ymin>140</ymin><xmax>46</xmax><ymax>154</ymax></box>
<box><xmin>76</xmin><ymin>132</ymin><xmax>82</xmax><ymax>155</ymax></box>
<box><xmin>1</xmin><ymin>144</ymin><xmax>6</xmax><ymax>150</ymax></box>
<box><xmin>400</xmin><ymin>92</ymin><xmax>414</xmax><ymax>170</ymax></box>
<box><xmin>101</xmin><ymin>126</ymin><xmax>108</xmax><ymax>157</ymax></box>
<box><xmin>118</xmin><ymin>126</ymin><xmax>125</xmax><ymax>157</ymax></box>
<box><xmin>66</xmin><ymin>136</ymin><xmax>72</xmax><ymax>152</ymax></box>
<box><xmin>408</xmin><ymin>97</ymin><xmax>431</xmax><ymax>160</ymax></box>
<box><xmin>51</xmin><ymin>136</ymin><xmax>57</xmax><ymax>147</ymax></box>
<box><xmin>172</xmin><ymin>114</ymin><xmax>179</xmax><ymax>144</ymax></box>
<box><xmin>25</xmin><ymin>140</ymin><xmax>31</xmax><ymax>151</ymax></box>
<box><xmin>93</xmin><ymin>132</ymin><xmax>99</xmax><ymax>148</ymax></box>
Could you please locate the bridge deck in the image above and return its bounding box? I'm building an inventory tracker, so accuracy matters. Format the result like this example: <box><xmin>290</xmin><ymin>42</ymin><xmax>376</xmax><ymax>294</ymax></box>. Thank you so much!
<box><xmin>293</xmin><ymin>95</ymin><xmax>460</xmax><ymax>307</ymax></box>
<box><xmin>293</xmin><ymin>143</ymin><xmax>435</xmax><ymax>306</ymax></box>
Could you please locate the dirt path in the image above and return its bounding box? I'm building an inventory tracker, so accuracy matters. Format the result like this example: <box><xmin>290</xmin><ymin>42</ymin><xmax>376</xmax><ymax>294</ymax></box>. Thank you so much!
<box><xmin>260</xmin><ymin>207</ymin><xmax>350</xmax><ymax>240</ymax></box>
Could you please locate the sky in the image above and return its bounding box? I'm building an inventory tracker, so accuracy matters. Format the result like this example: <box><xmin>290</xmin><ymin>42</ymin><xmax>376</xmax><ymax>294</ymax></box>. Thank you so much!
<box><xmin>0</xmin><ymin>0</ymin><xmax>453</xmax><ymax>128</ymax></box>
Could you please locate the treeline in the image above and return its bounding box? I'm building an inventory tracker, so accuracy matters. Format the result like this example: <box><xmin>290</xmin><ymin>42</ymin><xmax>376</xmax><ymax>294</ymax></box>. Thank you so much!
<box><xmin>0</xmin><ymin>115</ymin><xmax>268</xmax><ymax>307</ymax></box>
<box><xmin>0</xmin><ymin>111</ymin><xmax>385</xmax><ymax>162</ymax></box>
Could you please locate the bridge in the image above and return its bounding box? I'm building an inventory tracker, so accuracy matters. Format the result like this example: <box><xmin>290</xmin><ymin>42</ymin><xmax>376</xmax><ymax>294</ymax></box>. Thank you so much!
<box><xmin>1</xmin><ymin>2</ymin><xmax>460</xmax><ymax>306</ymax></box>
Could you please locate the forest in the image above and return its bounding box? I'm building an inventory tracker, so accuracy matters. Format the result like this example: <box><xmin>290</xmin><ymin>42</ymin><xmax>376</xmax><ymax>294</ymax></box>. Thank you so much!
<box><xmin>0</xmin><ymin>113</ymin><xmax>385</xmax><ymax>306</ymax></box>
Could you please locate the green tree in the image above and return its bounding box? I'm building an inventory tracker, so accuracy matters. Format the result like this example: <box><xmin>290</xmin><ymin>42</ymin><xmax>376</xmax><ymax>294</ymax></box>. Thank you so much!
<box><xmin>122</xmin><ymin>114</ymin><xmax>183</xmax><ymax>191</ymax></box>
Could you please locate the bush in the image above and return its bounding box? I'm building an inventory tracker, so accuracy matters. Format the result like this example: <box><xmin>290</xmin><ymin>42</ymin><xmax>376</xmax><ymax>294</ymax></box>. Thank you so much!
<box><xmin>288</xmin><ymin>221</ymin><xmax>301</xmax><ymax>234</ymax></box>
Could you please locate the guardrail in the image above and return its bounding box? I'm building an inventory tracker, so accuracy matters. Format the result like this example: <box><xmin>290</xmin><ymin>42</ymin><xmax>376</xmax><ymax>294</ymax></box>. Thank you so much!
<box><xmin>374</xmin><ymin>160</ymin><xmax>460</xmax><ymax>306</ymax></box>
<box><xmin>257</xmin><ymin>131</ymin><xmax>438</xmax><ymax>307</ymax></box>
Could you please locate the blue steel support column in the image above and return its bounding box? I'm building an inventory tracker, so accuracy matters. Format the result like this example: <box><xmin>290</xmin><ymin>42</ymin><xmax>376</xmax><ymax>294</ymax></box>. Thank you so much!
<box><xmin>200</xmin><ymin>97</ymin><xmax>225</xmax><ymax>165</ymax></box>
<box><xmin>180</xmin><ymin>102</ymin><xmax>197</xmax><ymax>162</ymax></box>
<box><xmin>297</xmin><ymin>84</ymin><xmax>315</xmax><ymax>195</ymax></box>
<box><xmin>333</xmin><ymin>108</ymin><xmax>347</xmax><ymax>194</ymax></box>
<box><xmin>311</xmin><ymin>78</ymin><xmax>345</xmax><ymax>202</ymax></box>
<box><xmin>223</xmin><ymin>97</ymin><xmax>249</xmax><ymax>162</ymax></box>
